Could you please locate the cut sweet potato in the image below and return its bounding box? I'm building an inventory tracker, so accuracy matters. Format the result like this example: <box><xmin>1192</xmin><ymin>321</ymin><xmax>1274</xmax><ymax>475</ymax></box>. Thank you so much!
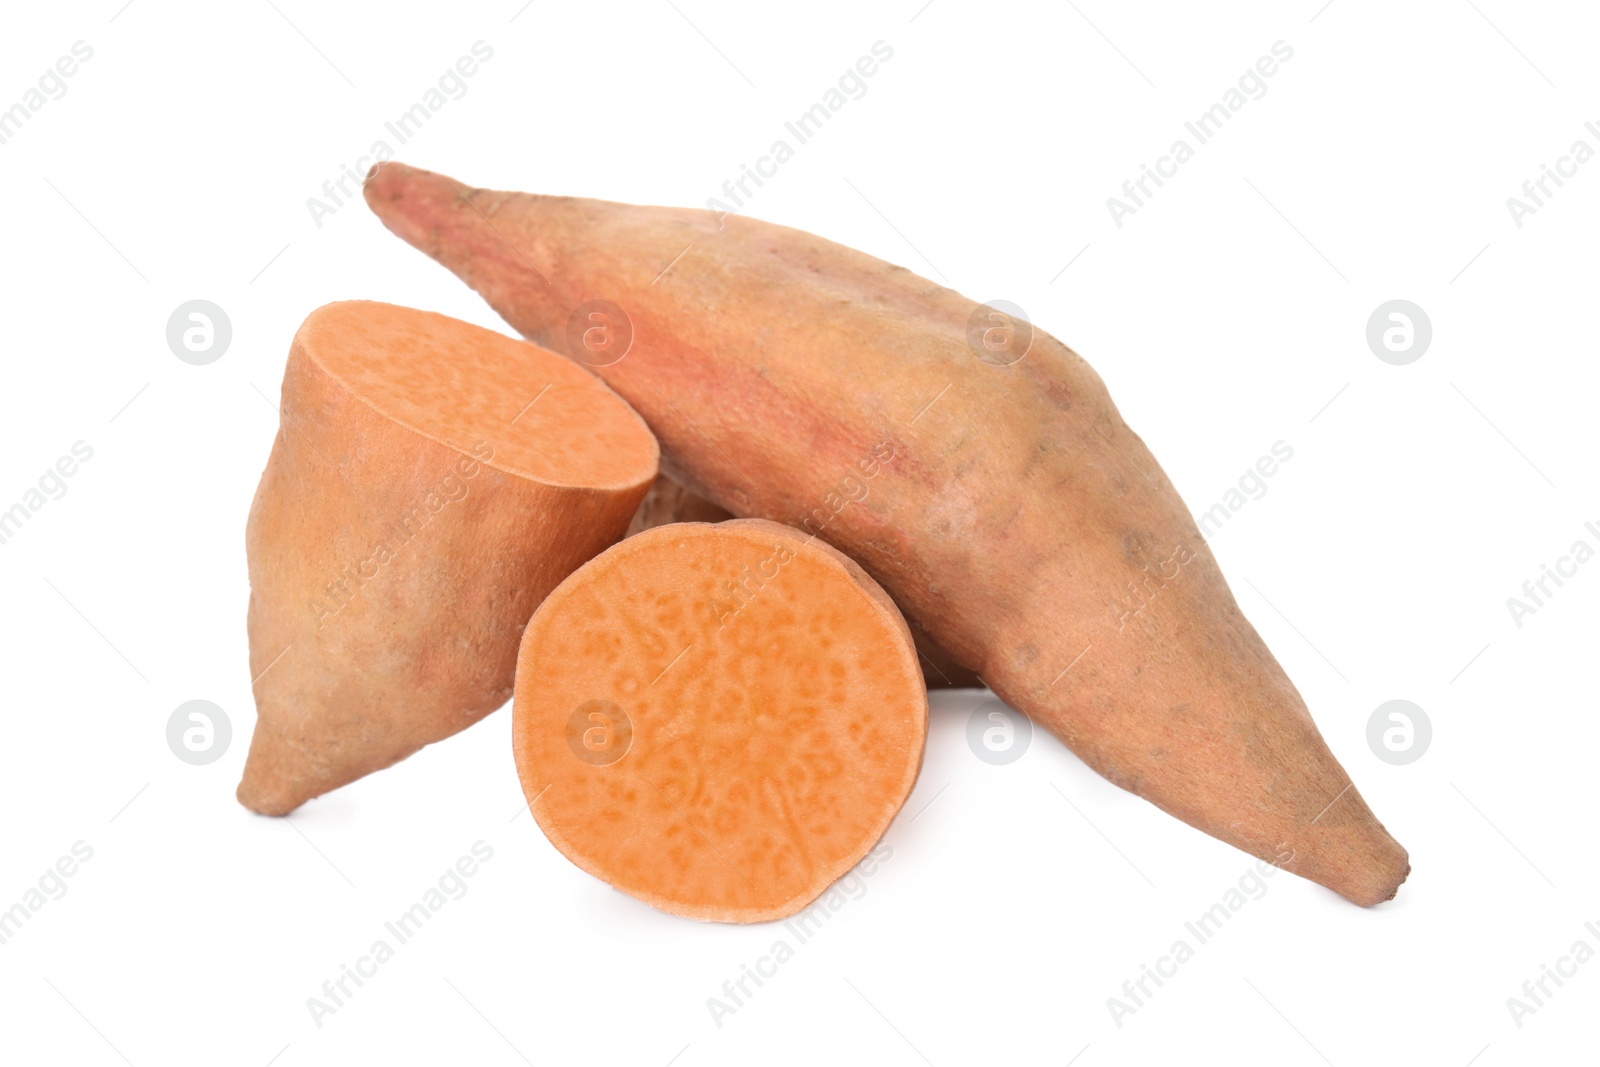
<box><xmin>238</xmin><ymin>300</ymin><xmax>657</xmax><ymax>815</ymax></box>
<box><xmin>626</xmin><ymin>474</ymin><xmax>982</xmax><ymax>689</ymax></box>
<box><xmin>367</xmin><ymin>165</ymin><xmax>1410</xmax><ymax>905</ymax></box>
<box><xmin>512</xmin><ymin>519</ymin><xmax>926</xmax><ymax>922</ymax></box>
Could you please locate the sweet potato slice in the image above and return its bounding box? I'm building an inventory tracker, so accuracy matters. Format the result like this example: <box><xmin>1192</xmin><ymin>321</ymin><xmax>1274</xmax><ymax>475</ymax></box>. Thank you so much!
<box><xmin>512</xmin><ymin>519</ymin><xmax>926</xmax><ymax>922</ymax></box>
<box><xmin>366</xmin><ymin>165</ymin><xmax>1409</xmax><ymax>905</ymax></box>
<box><xmin>626</xmin><ymin>475</ymin><xmax>982</xmax><ymax>689</ymax></box>
<box><xmin>238</xmin><ymin>300</ymin><xmax>657</xmax><ymax>815</ymax></box>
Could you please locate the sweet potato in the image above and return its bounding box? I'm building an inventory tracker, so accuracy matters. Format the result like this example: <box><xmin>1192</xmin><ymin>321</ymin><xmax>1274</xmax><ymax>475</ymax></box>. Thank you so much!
<box><xmin>627</xmin><ymin>474</ymin><xmax>982</xmax><ymax>689</ymax></box>
<box><xmin>364</xmin><ymin>164</ymin><xmax>1409</xmax><ymax>906</ymax></box>
<box><xmin>238</xmin><ymin>300</ymin><xmax>657</xmax><ymax>815</ymax></box>
<box><xmin>512</xmin><ymin>518</ymin><xmax>926</xmax><ymax>922</ymax></box>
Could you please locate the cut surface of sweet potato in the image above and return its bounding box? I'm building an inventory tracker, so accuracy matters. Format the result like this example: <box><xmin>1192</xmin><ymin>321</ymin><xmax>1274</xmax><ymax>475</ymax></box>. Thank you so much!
<box><xmin>307</xmin><ymin>303</ymin><xmax>651</xmax><ymax>489</ymax></box>
<box><xmin>238</xmin><ymin>300</ymin><xmax>657</xmax><ymax>815</ymax></box>
<box><xmin>513</xmin><ymin>519</ymin><xmax>926</xmax><ymax>922</ymax></box>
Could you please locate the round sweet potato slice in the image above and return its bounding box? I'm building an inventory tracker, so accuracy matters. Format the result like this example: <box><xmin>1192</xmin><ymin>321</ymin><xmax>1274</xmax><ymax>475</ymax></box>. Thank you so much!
<box><xmin>513</xmin><ymin>518</ymin><xmax>926</xmax><ymax>922</ymax></box>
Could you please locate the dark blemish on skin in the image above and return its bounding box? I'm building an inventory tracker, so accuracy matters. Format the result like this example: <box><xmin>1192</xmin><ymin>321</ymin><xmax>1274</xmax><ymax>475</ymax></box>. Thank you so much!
<box><xmin>1121</xmin><ymin>530</ymin><xmax>1151</xmax><ymax>565</ymax></box>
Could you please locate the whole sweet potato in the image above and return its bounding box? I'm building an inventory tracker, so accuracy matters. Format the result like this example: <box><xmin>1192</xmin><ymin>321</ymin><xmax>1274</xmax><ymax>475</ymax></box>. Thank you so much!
<box><xmin>365</xmin><ymin>164</ymin><xmax>1408</xmax><ymax>905</ymax></box>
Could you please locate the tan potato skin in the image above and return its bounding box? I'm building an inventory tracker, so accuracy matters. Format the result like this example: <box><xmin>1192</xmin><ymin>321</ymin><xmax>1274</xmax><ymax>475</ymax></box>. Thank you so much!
<box><xmin>364</xmin><ymin>164</ymin><xmax>1409</xmax><ymax>905</ymax></box>
<box><xmin>627</xmin><ymin>475</ymin><xmax>983</xmax><ymax>690</ymax></box>
<box><xmin>239</xmin><ymin>306</ymin><xmax>656</xmax><ymax>815</ymax></box>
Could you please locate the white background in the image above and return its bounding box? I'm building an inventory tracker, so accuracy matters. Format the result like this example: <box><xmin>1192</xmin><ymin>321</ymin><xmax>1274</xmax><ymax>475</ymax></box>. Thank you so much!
<box><xmin>1</xmin><ymin>1</ymin><xmax>1596</xmax><ymax>1064</ymax></box>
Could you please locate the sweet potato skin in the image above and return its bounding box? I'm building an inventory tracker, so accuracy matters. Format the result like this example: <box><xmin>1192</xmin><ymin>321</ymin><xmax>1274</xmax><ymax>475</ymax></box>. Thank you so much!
<box><xmin>239</xmin><ymin>306</ymin><xmax>656</xmax><ymax>815</ymax></box>
<box><xmin>365</xmin><ymin>164</ymin><xmax>1409</xmax><ymax>905</ymax></box>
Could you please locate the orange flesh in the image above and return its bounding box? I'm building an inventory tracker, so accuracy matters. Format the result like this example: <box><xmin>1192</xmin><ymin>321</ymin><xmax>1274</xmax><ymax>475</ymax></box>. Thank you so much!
<box><xmin>301</xmin><ymin>300</ymin><xmax>657</xmax><ymax>489</ymax></box>
<box><xmin>513</xmin><ymin>519</ymin><xmax>926</xmax><ymax>922</ymax></box>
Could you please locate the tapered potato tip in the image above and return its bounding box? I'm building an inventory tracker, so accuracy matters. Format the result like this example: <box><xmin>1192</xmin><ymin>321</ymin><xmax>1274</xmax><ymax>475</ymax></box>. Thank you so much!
<box><xmin>365</xmin><ymin>164</ymin><xmax>1408</xmax><ymax>906</ymax></box>
<box><xmin>237</xmin><ymin>725</ymin><xmax>349</xmax><ymax>817</ymax></box>
<box><xmin>237</xmin><ymin>300</ymin><xmax>657</xmax><ymax>814</ymax></box>
<box><xmin>363</xmin><ymin>162</ymin><xmax>511</xmax><ymax>279</ymax></box>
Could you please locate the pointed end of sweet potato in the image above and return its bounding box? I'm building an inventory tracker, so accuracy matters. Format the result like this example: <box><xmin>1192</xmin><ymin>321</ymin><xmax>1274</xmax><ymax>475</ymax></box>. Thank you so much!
<box><xmin>362</xmin><ymin>161</ymin><xmax>466</xmax><ymax>261</ymax></box>
<box><xmin>235</xmin><ymin>751</ymin><xmax>311</xmax><ymax>818</ymax></box>
<box><xmin>1286</xmin><ymin>810</ymin><xmax>1410</xmax><ymax>906</ymax></box>
<box><xmin>362</xmin><ymin>162</ymin><xmax>566</xmax><ymax>348</ymax></box>
<box><xmin>1345</xmin><ymin>839</ymin><xmax>1411</xmax><ymax>907</ymax></box>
